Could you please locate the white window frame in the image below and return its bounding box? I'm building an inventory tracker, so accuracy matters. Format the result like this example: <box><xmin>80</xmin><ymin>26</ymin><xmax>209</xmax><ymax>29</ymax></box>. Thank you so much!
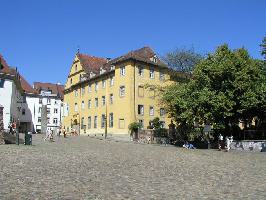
<box><xmin>110</xmin><ymin>76</ymin><xmax>114</xmax><ymax>86</ymax></box>
<box><xmin>159</xmin><ymin>71</ymin><xmax>164</xmax><ymax>81</ymax></box>
<box><xmin>74</xmin><ymin>103</ymin><xmax>78</xmax><ymax>112</ymax></box>
<box><xmin>53</xmin><ymin>118</ymin><xmax>58</xmax><ymax>124</ymax></box>
<box><xmin>94</xmin><ymin>116</ymin><xmax>98</xmax><ymax>128</ymax></box>
<box><xmin>138</xmin><ymin>66</ymin><xmax>144</xmax><ymax>76</ymax></box>
<box><xmin>109</xmin><ymin>113</ymin><xmax>114</xmax><ymax>128</ymax></box>
<box><xmin>160</xmin><ymin>108</ymin><xmax>165</xmax><ymax>116</ymax></box>
<box><xmin>102</xmin><ymin>96</ymin><xmax>105</xmax><ymax>106</ymax></box>
<box><xmin>120</xmin><ymin>66</ymin><xmax>125</xmax><ymax>76</ymax></box>
<box><xmin>150</xmin><ymin>67</ymin><xmax>155</xmax><ymax>79</ymax></box>
<box><xmin>88</xmin><ymin>99</ymin><xmax>91</xmax><ymax>109</ymax></box>
<box><xmin>138</xmin><ymin>105</ymin><xmax>144</xmax><ymax>115</ymax></box>
<box><xmin>95</xmin><ymin>82</ymin><xmax>98</xmax><ymax>91</ymax></box>
<box><xmin>95</xmin><ymin>98</ymin><xmax>98</xmax><ymax>107</ymax></box>
<box><xmin>119</xmin><ymin>86</ymin><xmax>125</xmax><ymax>97</ymax></box>
<box><xmin>88</xmin><ymin>116</ymin><xmax>91</xmax><ymax>129</ymax></box>
<box><xmin>149</xmin><ymin>106</ymin><xmax>154</xmax><ymax>116</ymax></box>
<box><xmin>110</xmin><ymin>94</ymin><xmax>114</xmax><ymax>104</ymax></box>
<box><xmin>102</xmin><ymin>80</ymin><xmax>106</xmax><ymax>88</ymax></box>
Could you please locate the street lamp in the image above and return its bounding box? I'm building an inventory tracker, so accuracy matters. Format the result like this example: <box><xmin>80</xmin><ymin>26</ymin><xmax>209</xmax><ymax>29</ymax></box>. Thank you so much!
<box><xmin>104</xmin><ymin>115</ymin><xmax>107</xmax><ymax>139</ymax></box>
<box><xmin>16</xmin><ymin>101</ymin><xmax>23</xmax><ymax>145</ymax></box>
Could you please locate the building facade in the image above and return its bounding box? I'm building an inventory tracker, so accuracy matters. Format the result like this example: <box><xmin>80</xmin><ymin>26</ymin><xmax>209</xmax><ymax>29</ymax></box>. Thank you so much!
<box><xmin>1</xmin><ymin>53</ymin><xmax>65</xmax><ymax>133</ymax></box>
<box><xmin>63</xmin><ymin>47</ymin><xmax>176</xmax><ymax>137</ymax></box>
<box><xmin>30</xmin><ymin>82</ymin><xmax>64</xmax><ymax>133</ymax></box>
<box><xmin>0</xmin><ymin>54</ymin><xmax>24</xmax><ymax>131</ymax></box>
<box><xmin>19</xmin><ymin>82</ymin><xmax>64</xmax><ymax>133</ymax></box>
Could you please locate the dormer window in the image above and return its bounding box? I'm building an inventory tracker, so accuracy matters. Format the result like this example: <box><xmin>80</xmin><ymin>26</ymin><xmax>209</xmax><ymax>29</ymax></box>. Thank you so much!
<box><xmin>100</xmin><ymin>67</ymin><xmax>106</xmax><ymax>75</ymax></box>
<box><xmin>80</xmin><ymin>74</ymin><xmax>86</xmax><ymax>82</ymax></box>
<box><xmin>90</xmin><ymin>72</ymin><xmax>95</xmax><ymax>78</ymax></box>
<box><xmin>151</xmin><ymin>55</ymin><xmax>158</xmax><ymax>63</ymax></box>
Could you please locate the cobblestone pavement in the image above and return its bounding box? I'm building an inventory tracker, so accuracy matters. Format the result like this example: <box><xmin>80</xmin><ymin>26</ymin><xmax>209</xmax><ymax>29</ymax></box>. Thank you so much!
<box><xmin>0</xmin><ymin>134</ymin><xmax>265</xmax><ymax>200</ymax></box>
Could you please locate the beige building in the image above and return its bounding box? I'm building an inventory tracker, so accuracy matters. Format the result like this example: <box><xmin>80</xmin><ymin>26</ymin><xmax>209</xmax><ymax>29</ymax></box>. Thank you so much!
<box><xmin>63</xmin><ymin>47</ymin><xmax>176</xmax><ymax>138</ymax></box>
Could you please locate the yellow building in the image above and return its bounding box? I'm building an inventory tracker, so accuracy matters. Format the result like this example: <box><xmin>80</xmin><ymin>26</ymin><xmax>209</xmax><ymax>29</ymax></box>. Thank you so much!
<box><xmin>63</xmin><ymin>47</ymin><xmax>175</xmax><ymax>138</ymax></box>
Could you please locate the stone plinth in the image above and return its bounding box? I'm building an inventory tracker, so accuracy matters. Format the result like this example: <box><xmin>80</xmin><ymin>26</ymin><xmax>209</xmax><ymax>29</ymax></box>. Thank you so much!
<box><xmin>231</xmin><ymin>141</ymin><xmax>266</xmax><ymax>152</ymax></box>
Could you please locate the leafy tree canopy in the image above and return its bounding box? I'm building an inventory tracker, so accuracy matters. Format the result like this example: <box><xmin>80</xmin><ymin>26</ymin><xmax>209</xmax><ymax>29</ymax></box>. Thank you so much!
<box><xmin>161</xmin><ymin>44</ymin><xmax>266</xmax><ymax>131</ymax></box>
<box><xmin>162</xmin><ymin>47</ymin><xmax>203</xmax><ymax>73</ymax></box>
<box><xmin>260</xmin><ymin>37</ymin><xmax>266</xmax><ymax>59</ymax></box>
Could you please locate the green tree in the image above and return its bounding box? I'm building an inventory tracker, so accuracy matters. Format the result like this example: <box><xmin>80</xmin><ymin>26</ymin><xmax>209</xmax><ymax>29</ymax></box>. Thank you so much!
<box><xmin>163</xmin><ymin>47</ymin><xmax>203</xmax><ymax>73</ymax></box>
<box><xmin>260</xmin><ymin>37</ymin><xmax>266</xmax><ymax>59</ymax></box>
<box><xmin>161</xmin><ymin>44</ymin><xmax>266</xmax><ymax>135</ymax></box>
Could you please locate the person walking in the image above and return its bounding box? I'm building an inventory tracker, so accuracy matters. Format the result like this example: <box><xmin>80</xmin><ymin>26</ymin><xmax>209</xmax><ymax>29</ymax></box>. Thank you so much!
<box><xmin>63</xmin><ymin>127</ymin><xmax>66</xmax><ymax>138</ymax></box>
<box><xmin>218</xmin><ymin>134</ymin><xmax>223</xmax><ymax>150</ymax></box>
<box><xmin>44</xmin><ymin>128</ymin><xmax>50</xmax><ymax>141</ymax></box>
<box><xmin>49</xmin><ymin>130</ymin><xmax>54</xmax><ymax>142</ymax></box>
<box><xmin>225</xmin><ymin>136</ymin><xmax>230</xmax><ymax>152</ymax></box>
<box><xmin>57</xmin><ymin>127</ymin><xmax>61</xmax><ymax>137</ymax></box>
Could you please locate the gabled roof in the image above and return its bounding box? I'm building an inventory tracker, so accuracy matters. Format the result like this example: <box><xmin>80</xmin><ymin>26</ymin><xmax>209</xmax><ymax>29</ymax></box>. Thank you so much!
<box><xmin>0</xmin><ymin>54</ymin><xmax>17</xmax><ymax>75</ymax></box>
<box><xmin>20</xmin><ymin>76</ymin><xmax>36</xmax><ymax>94</ymax></box>
<box><xmin>77</xmin><ymin>54</ymin><xmax>108</xmax><ymax>74</ymax></box>
<box><xmin>109</xmin><ymin>46</ymin><xmax>167</xmax><ymax>67</ymax></box>
<box><xmin>34</xmin><ymin>82</ymin><xmax>64</xmax><ymax>99</ymax></box>
<box><xmin>76</xmin><ymin>46</ymin><xmax>167</xmax><ymax>78</ymax></box>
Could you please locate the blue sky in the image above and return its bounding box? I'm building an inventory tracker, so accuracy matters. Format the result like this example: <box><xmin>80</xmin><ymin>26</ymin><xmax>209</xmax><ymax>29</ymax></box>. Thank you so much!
<box><xmin>0</xmin><ymin>0</ymin><xmax>265</xmax><ymax>85</ymax></box>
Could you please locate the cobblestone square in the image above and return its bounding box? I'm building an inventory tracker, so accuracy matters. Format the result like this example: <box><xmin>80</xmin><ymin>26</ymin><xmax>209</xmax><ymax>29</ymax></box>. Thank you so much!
<box><xmin>0</xmin><ymin>134</ymin><xmax>265</xmax><ymax>199</ymax></box>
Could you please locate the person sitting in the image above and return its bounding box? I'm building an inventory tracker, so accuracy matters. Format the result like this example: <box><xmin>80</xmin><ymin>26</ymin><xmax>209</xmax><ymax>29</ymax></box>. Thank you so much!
<box><xmin>183</xmin><ymin>141</ymin><xmax>196</xmax><ymax>149</ymax></box>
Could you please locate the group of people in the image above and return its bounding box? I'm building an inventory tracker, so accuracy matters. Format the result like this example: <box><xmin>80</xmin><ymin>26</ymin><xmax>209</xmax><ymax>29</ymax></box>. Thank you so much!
<box><xmin>218</xmin><ymin>134</ymin><xmax>233</xmax><ymax>152</ymax></box>
<box><xmin>44</xmin><ymin>127</ymin><xmax>66</xmax><ymax>142</ymax></box>
<box><xmin>8</xmin><ymin>122</ymin><xmax>17</xmax><ymax>135</ymax></box>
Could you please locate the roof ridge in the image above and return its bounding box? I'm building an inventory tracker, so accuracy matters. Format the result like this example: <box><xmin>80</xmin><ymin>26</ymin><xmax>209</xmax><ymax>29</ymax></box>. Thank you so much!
<box><xmin>77</xmin><ymin>53</ymin><xmax>107</xmax><ymax>60</ymax></box>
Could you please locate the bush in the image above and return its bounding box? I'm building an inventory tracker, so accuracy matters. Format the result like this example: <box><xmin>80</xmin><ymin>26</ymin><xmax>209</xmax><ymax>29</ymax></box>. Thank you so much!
<box><xmin>128</xmin><ymin>122</ymin><xmax>141</xmax><ymax>134</ymax></box>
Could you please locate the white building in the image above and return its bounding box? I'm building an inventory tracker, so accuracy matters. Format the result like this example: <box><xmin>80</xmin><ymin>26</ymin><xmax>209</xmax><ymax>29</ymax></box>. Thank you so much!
<box><xmin>0</xmin><ymin>54</ymin><xmax>23</xmax><ymax>131</ymax></box>
<box><xmin>25</xmin><ymin>82</ymin><xmax>64</xmax><ymax>133</ymax></box>
<box><xmin>0</xmin><ymin>53</ymin><xmax>65</xmax><ymax>134</ymax></box>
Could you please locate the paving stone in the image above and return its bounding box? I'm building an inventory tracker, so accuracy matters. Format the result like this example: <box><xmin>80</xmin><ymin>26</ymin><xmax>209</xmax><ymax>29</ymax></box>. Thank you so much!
<box><xmin>0</xmin><ymin>134</ymin><xmax>265</xmax><ymax>199</ymax></box>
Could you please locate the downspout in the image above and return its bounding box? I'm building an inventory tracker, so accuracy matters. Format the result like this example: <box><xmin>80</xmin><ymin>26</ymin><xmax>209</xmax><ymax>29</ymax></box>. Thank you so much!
<box><xmin>105</xmin><ymin>75</ymin><xmax>108</xmax><ymax>139</ymax></box>
<box><xmin>133</xmin><ymin>60</ymin><xmax>136</xmax><ymax>121</ymax></box>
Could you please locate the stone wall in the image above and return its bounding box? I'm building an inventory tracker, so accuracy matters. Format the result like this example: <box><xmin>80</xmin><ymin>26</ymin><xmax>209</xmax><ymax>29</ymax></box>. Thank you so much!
<box><xmin>231</xmin><ymin>141</ymin><xmax>266</xmax><ymax>152</ymax></box>
<box><xmin>0</xmin><ymin>105</ymin><xmax>4</xmax><ymax>144</ymax></box>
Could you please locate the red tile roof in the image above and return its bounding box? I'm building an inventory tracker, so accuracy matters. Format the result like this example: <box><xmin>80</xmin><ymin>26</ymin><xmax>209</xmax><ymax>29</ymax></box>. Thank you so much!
<box><xmin>20</xmin><ymin>76</ymin><xmax>35</xmax><ymax>94</ymax></box>
<box><xmin>77</xmin><ymin>54</ymin><xmax>108</xmax><ymax>74</ymax></box>
<box><xmin>0</xmin><ymin>54</ymin><xmax>15</xmax><ymax>75</ymax></box>
<box><xmin>34</xmin><ymin>82</ymin><xmax>64</xmax><ymax>99</ymax></box>
<box><xmin>110</xmin><ymin>46</ymin><xmax>167</xmax><ymax>67</ymax></box>
<box><xmin>76</xmin><ymin>47</ymin><xmax>167</xmax><ymax>78</ymax></box>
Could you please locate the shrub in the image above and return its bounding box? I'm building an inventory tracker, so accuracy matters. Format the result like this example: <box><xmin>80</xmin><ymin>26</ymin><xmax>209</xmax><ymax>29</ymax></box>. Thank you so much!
<box><xmin>128</xmin><ymin>122</ymin><xmax>141</xmax><ymax>134</ymax></box>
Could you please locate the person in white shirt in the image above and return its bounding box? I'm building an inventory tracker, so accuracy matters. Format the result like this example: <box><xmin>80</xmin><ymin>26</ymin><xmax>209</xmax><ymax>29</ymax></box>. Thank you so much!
<box><xmin>44</xmin><ymin>128</ymin><xmax>51</xmax><ymax>141</ymax></box>
<box><xmin>218</xmin><ymin>134</ymin><xmax>223</xmax><ymax>150</ymax></box>
<box><xmin>225</xmin><ymin>136</ymin><xmax>231</xmax><ymax>152</ymax></box>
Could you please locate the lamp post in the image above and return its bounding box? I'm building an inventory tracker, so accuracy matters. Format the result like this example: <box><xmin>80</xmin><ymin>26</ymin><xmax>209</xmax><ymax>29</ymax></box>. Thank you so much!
<box><xmin>16</xmin><ymin>102</ymin><xmax>22</xmax><ymax>145</ymax></box>
<box><xmin>16</xmin><ymin>96</ymin><xmax>25</xmax><ymax>145</ymax></box>
<box><xmin>104</xmin><ymin>115</ymin><xmax>107</xmax><ymax>139</ymax></box>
